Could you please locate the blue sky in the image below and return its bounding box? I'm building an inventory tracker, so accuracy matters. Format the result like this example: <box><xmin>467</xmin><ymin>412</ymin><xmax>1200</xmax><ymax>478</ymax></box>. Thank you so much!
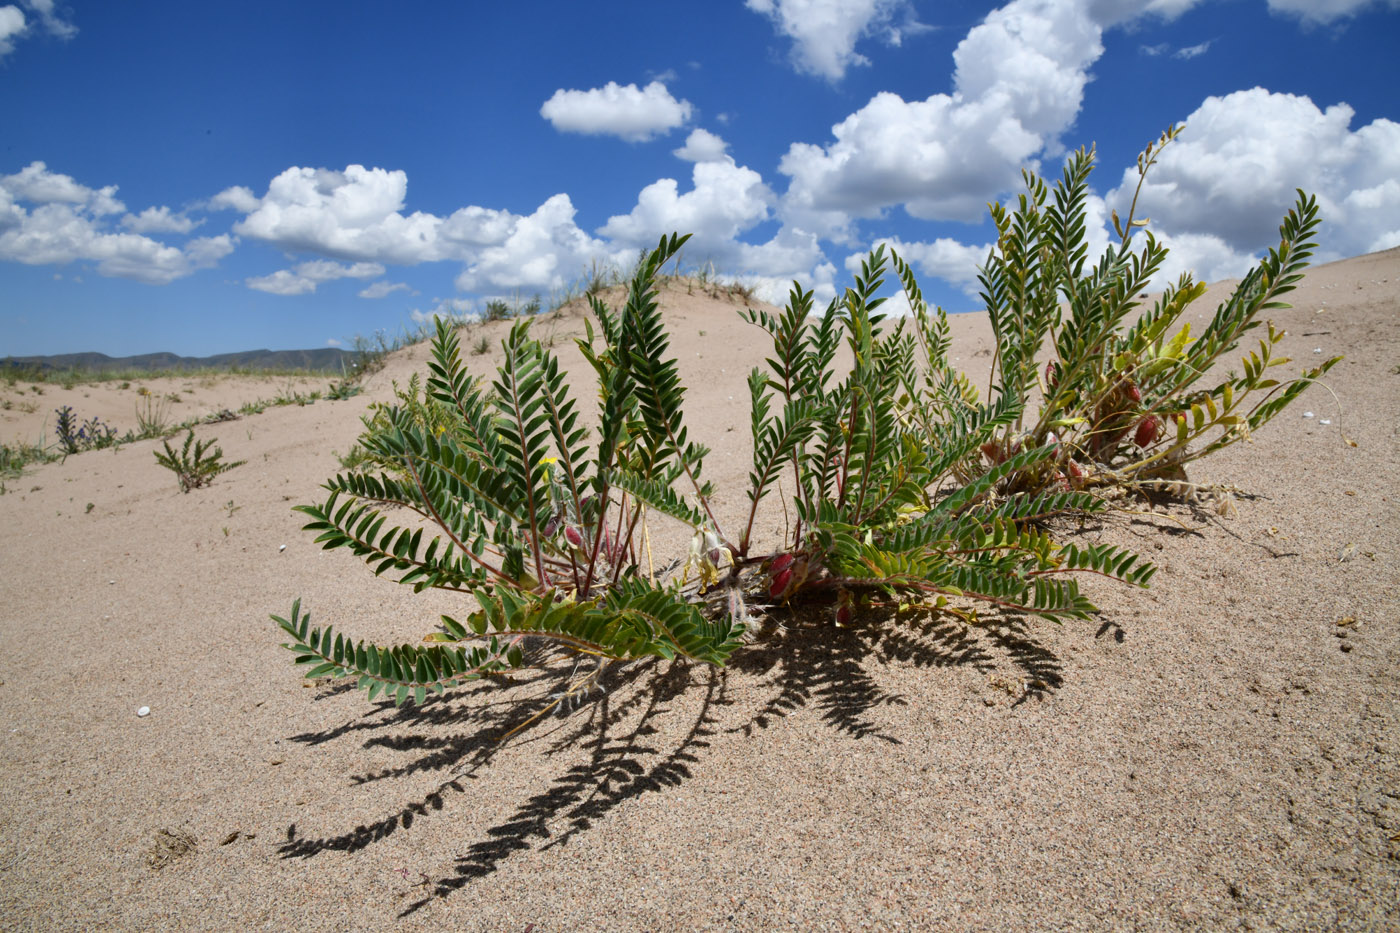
<box><xmin>3</xmin><ymin>0</ymin><xmax>1398</xmax><ymax>358</ymax></box>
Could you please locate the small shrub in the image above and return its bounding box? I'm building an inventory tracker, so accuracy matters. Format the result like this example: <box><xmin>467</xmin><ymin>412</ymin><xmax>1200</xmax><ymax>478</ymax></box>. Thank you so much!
<box><xmin>1</xmin><ymin>440</ymin><xmax>54</xmax><ymax>477</ymax></box>
<box><xmin>154</xmin><ymin>429</ymin><xmax>246</xmax><ymax>493</ymax></box>
<box><xmin>326</xmin><ymin>380</ymin><xmax>362</xmax><ymax>401</ymax></box>
<box><xmin>135</xmin><ymin>394</ymin><xmax>174</xmax><ymax>438</ymax></box>
<box><xmin>54</xmin><ymin>406</ymin><xmax>117</xmax><ymax>455</ymax></box>
<box><xmin>334</xmin><ymin>444</ymin><xmax>373</xmax><ymax>471</ymax></box>
<box><xmin>482</xmin><ymin>299</ymin><xmax>513</xmax><ymax>322</ymax></box>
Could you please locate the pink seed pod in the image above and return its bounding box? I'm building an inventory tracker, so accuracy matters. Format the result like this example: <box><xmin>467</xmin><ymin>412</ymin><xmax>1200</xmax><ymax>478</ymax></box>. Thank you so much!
<box><xmin>1134</xmin><ymin>414</ymin><xmax>1161</xmax><ymax>447</ymax></box>
<box><xmin>1065</xmin><ymin>459</ymin><xmax>1086</xmax><ymax>485</ymax></box>
<box><xmin>564</xmin><ymin>526</ymin><xmax>584</xmax><ymax>548</ymax></box>
<box><xmin>769</xmin><ymin>569</ymin><xmax>794</xmax><ymax>599</ymax></box>
<box><xmin>1045</xmin><ymin>361</ymin><xmax>1058</xmax><ymax>389</ymax></box>
<box><xmin>770</xmin><ymin>552</ymin><xmax>795</xmax><ymax>575</ymax></box>
<box><xmin>1124</xmin><ymin>381</ymin><xmax>1143</xmax><ymax>405</ymax></box>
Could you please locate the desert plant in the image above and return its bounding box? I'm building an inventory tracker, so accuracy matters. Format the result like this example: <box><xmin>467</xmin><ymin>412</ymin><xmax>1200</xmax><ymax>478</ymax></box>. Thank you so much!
<box><xmin>1</xmin><ymin>439</ymin><xmax>55</xmax><ymax>477</ymax></box>
<box><xmin>970</xmin><ymin>127</ymin><xmax>1339</xmax><ymax>497</ymax></box>
<box><xmin>154</xmin><ymin>429</ymin><xmax>246</xmax><ymax>493</ymax></box>
<box><xmin>54</xmin><ymin>406</ymin><xmax>117</xmax><ymax>454</ymax></box>
<box><xmin>482</xmin><ymin>299</ymin><xmax>513</xmax><ymax>322</ymax></box>
<box><xmin>274</xmin><ymin>233</ymin><xmax>1153</xmax><ymax>706</ymax></box>
<box><xmin>326</xmin><ymin>380</ymin><xmax>362</xmax><ymax>401</ymax></box>
<box><xmin>135</xmin><ymin>393</ymin><xmax>174</xmax><ymax>438</ymax></box>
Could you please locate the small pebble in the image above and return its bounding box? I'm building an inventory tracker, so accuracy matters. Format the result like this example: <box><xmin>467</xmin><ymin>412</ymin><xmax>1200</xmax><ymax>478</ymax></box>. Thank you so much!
<box><xmin>1320</xmin><ymin>419</ymin><xmax>1332</xmax><ymax>425</ymax></box>
<box><xmin>279</xmin><ymin>544</ymin><xmax>287</xmax><ymax>552</ymax></box>
<box><xmin>137</xmin><ymin>706</ymin><xmax>151</xmax><ymax>717</ymax></box>
<box><xmin>1303</xmin><ymin>411</ymin><xmax>1314</xmax><ymax>418</ymax></box>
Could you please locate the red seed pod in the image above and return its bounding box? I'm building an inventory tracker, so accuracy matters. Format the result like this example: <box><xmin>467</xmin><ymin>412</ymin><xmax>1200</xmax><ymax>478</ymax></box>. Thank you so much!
<box><xmin>1124</xmin><ymin>381</ymin><xmax>1143</xmax><ymax>405</ymax></box>
<box><xmin>564</xmin><ymin>526</ymin><xmax>584</xmax><ymax>548</ymax></box>
<box><xmin>1065</xmin><ymin>460</ymin><xmax>1086</xmax><ymax>485</ymax></box>
<box><xmin>980</xmin><ymin>441</ymin><xmax>1003</xmax><ymax>465</ymax></box>
<box><xmin>1134</xmin><ymin>414</ymin><xmax>1161</xmax><ymax>447</ymax></box>
<box><xmin>770</xmin><ymin>552</ymin><xmax>795</xmax><ymax>575</ymax></box>
<box><xmin>769</xmin><ymin>569</ymin><xmax>794</xmax><ymax>599</ymax></box>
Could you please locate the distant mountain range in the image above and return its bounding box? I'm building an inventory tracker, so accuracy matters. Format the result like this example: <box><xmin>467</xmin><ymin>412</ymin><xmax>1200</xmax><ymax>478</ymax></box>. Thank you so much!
<box><xmin>1</xmin><ymin>347</ymin><xmax>357</xmax><ymax>375</ymax></box>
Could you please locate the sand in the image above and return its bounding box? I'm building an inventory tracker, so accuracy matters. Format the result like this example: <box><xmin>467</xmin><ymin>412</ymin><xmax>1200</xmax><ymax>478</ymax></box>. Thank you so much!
<box><xmin>0</xmin><ymin>252</ymin><xmax>1396</xmax><ymax>931</ymax></box>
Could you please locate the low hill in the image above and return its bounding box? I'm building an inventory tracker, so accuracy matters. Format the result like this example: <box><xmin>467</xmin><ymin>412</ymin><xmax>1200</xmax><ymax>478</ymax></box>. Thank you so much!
<box><xmin>1</xmin><ymin>346</ymin><xmax>356</xmax><ymax>375</ymax></box>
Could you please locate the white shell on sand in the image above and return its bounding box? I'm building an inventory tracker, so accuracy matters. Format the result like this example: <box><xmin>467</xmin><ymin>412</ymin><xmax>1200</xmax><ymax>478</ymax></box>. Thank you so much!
<box><xmin>136</xmin><ymin>707</ymin><xmax>150</xmax><ymax>718</ymax></box>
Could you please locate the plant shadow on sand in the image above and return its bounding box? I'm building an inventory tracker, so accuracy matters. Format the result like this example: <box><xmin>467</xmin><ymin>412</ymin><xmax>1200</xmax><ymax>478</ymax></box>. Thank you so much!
<box><xmin>275</xmin><ymin>600</ymin><xmax>1103</xmax><ymax>916</ymax></box>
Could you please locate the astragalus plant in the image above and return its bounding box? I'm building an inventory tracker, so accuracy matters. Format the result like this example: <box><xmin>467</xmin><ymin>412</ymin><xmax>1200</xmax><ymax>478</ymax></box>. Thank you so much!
<box><xmin>275</xmin><ymin>228</ymin><xmax>1154</xmax><ymax>706</ymax></box>
<box><xmin>972</xmin><ymin>126</ymin><xmax>1339</xmax><ymax>497</ymax></box>
<box><xmin>274</xmin><ymin>128</ymin><xmax>1334</xmax><ymax>706</ymax></box>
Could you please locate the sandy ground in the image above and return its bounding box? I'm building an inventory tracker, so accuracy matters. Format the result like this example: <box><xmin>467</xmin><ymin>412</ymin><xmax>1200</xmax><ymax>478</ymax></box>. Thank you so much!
<box><xmin>1</xmin><ymin>371</ymin><xmax>334</xmax><ymax>454</ymax></box>
<box><xmin>0</xmin><ymin>254</ymin><xmax>1396</xmax><ymax>932</ymax></box>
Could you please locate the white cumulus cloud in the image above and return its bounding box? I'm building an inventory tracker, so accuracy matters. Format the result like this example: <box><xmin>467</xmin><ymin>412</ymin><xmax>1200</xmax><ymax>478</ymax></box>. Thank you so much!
<box><xmin>122</xmin><ymin>206</ymin><xmax>199</xmax><ymax>234</ymax></box>
<box><xmin>217</xmin><ymin>162</ymin><xmax>636</xmax><ymax>298</ymax></box>
<box><xmin>673</xmin><ymin>128</ymin><xmax>731</xmax><ymax>163</ymax></box>
<box><xmin>410</xmin><ymin>297</ymin><xmax>476</xmax><ymax>324</ymax></box>
<box><xmin>0</xmin><ymin>6</ymin><xmax>25</xmax><ymax>59</ymax></box>
<box><xmin>207</xmin><ymin>185</ymin><xmax>259</xmax><ymax>213</ymax></box>
<box><xmin>0</xmin><ymin>162</ymin><xmax>231</xmax><ymax>284</ymax></box>
<box><xmin>746</xmin><ymin>0</ymin><xmax>928</xmax><ymax>81</ymax></box>
<box><xmin>454</xmin><ymin>194</ymin><xmax>626</xmax><ymax>294</ymax></box>
<box><xmin>777</xmin><ymin>0</ymin><xmax>1106</xmax><ymax>239</ymax></box>
<box><xmin>358</xmin><ymin>280</ymin><xmax>413</xmax><ymax>299</ymax></box>
<box><xmin>0</xmin><ymin>1</ymin><xmax>77</xmax><ymax>60</ymax></box>
<box><xmin>246</xmin><ymin>259</ymin><xmax>384</xmax><ymax>296</ymax></box>
<box><xmin>539</xmin><ymin>81</ymin><xmax>692</xmax><ymax>142</ymax></box>
<box><xmin>226</xmin><ymin>165</ymin><xmax>443</xmax><ymax>264</ymax></box>
<box><xmin>599</xmin><ymin>160</ymin><xmax>774</xmax><ymax>260</ymax></box>
<box><xmin>1106</xmin><ymin>88</ymin><xmax>1400</xmax><ymax>262</ymax></box>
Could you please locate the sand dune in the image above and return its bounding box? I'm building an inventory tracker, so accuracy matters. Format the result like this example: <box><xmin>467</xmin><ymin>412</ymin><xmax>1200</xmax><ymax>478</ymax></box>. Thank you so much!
<box><xmin>1</xmin><ymin>252</ymin><xmax>1396</xmax><ymax>931</ymax></box>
